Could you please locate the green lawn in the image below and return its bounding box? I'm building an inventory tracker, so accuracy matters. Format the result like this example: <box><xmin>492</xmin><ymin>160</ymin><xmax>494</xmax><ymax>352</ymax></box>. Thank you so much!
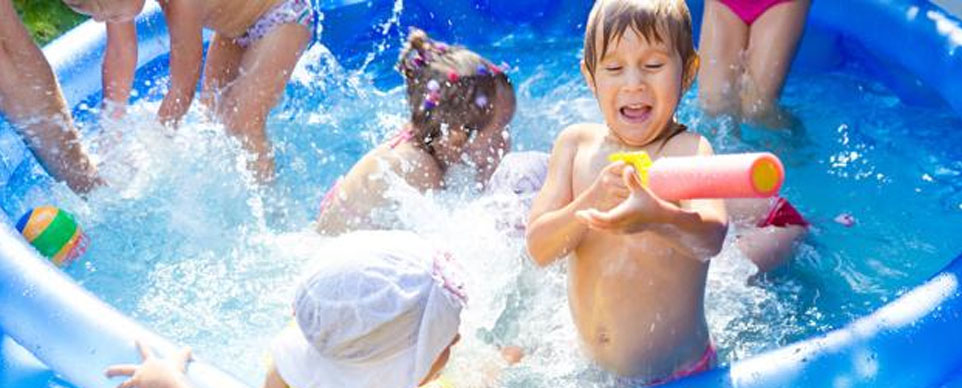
<box><xmin>13</xmin><ymin>0</ymin><xmax>87</xmax><ymax>45</ymax></box>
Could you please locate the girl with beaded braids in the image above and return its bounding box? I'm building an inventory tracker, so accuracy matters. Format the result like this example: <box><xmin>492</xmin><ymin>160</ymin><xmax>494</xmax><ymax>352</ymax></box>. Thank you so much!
<box><xmin>315</xmin><ymin>28</ymin><xmax>516</xmax><ymax>236</ymax></box>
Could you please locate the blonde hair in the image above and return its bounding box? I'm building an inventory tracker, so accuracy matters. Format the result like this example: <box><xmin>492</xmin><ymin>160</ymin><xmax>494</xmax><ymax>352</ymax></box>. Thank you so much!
<box><xmin>397</xmin><ymin>29</ymin><xmax>512</xmax><ymax>154</ymax></box>
<box><xmin>583</xmin><ymin>0</ymin><xmax>698</xmax><ymax>88</ymax></box>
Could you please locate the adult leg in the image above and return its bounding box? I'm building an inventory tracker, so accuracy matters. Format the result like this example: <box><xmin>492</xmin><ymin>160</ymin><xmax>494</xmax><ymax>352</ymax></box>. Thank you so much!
<box><xmin>742</xmin><ymin>0</ymin><xmax>810</xmax><ymax>123</ymax></box>
<box><xmin>217</xmin><ymin>23</ymin><xmax>310</xmax><ymax>182</ymax></box>
<box><xmin>199</xmin><ymin>33</ymin><xmax>244</xmax><ymax>114</ymax></box>
<box><xmin>0</xmin><ymin>0</ymin><xmax>101</xmax><ymax>193</ymax></box>
<box><xmin>697</xmin><ymin>0</ymin><xmax>749</xmax><ymax>117</ymax></box>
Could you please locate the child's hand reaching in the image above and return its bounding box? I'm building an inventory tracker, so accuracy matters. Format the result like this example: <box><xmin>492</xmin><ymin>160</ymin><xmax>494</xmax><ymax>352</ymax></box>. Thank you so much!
<box><xmin>576</xmin><ymin>165</ymin><xmax>674</xmax><ymax>233</ymax></box>
<box><xmin>105</xmin><ymin>341</ymin><xmax>193</xmax><ymax>388</ymax></box>
<box><xmin>580</xmin><ymin>161</ymin><xmax>632</xmax><ymax>211</ymax></box>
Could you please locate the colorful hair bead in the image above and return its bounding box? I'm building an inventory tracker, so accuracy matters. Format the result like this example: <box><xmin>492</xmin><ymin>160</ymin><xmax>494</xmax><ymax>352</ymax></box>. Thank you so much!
<box><xmin>423</xmin><ymin>90</ymin><xmax>442</xmax><ymax>110</ymax></box>
<box><xmin>448</xmin><ymin>72</ymin><xmax>460</xmax><ymax>82</ymax></box>
<box><xmin>476</xmin><ymin>64</ymin><xmax>489</xmax><ymax>76</ymax></box>
<box><xmin>427</xmin><ymin>79</ymin><xmax>441</xmax><ymax>92</ymax></box>
<box><xmin>475</xmin><ymin>94</ymin><xmax>489</xmax><ymax>108</ymax></box>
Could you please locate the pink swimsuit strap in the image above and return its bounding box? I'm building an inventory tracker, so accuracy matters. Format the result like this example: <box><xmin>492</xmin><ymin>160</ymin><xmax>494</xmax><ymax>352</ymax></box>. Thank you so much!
<box><xmin>388</xmin><ymin>127</ymin><xmax>415</xmax><ymax>149</ymax></box>
<box><xmin>649</xmin><ymin>344</ymin><xmax>717</xmax><ymax>386</ymax></box>
<box><xmin>317</xmin><ymin>177</ymin><xmax>342</xmax><ymax>216</ymax></box>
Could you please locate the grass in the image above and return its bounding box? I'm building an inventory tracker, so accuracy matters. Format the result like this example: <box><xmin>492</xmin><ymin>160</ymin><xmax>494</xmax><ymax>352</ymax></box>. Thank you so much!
<box><xmin>13</xmin><ymin>0</ymin><xmax>88</xmax><ymax>45</ymax></box>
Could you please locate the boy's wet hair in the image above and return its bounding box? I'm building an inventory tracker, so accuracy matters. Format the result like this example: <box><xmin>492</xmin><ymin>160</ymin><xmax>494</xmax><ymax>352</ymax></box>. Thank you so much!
<box><xmin>583</xmin><ymin>0</ymin><xmax>697</xmax><ymax>149</ymax></box>
<box><xmin>397</xmin><ymin>28</ymin><xmax>512</xmax><ymax>154</ymax></box>
<box><xmin>583</xmin><ymin>0</ymin><xmax>698</xmax><ymax>88</ymax></box>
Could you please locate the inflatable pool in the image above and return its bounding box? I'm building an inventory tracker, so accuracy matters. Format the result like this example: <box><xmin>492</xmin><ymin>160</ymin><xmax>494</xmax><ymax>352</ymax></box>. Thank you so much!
<box><xmin>1</xmin><ymin>0</ymin><xmax>962</xmax><ymax>387</ymax></box>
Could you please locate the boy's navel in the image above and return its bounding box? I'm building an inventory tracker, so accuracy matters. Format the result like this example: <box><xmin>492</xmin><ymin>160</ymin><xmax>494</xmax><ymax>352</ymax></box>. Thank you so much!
<box><xmin>595</xmin><ymin>327</ymin><xmax>612</xmax><ymax>346</ymax></box>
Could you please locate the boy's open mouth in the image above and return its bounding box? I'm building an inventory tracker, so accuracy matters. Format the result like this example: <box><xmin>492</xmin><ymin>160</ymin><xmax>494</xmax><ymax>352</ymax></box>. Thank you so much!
<box><xmin>619</xmin><ymin>103</ymin><xmax>652</xmax><ymax>124</ymax></box>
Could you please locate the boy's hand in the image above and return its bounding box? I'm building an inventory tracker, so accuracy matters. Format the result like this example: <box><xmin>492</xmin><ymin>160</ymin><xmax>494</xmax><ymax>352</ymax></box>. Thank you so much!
<box><xmin>581</xmin><ymin>161</ymin><xmax>631</xmax><ymax>211</ymax></box>
<box><xmin>576</xmin><ymin>165</ymin><xmax>673</xmax><ymax>233</ymax></box>
<box><xmin>105</xmin><ymin>341</ymin><xmax>192</xmax><ymax>388</ymax></box>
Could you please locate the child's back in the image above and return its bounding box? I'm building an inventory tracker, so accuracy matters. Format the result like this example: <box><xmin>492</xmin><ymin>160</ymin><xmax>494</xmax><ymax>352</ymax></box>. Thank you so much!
<box><xmin>315</xmin><ymin>128</ymin><xmax>444</xmax><ymax>234</ymax></box>
<box><xmin>526</xmin><ymin>0</ymin><xmax>727</xmax><ymax>383</ymax></box>
<box><xmin>316</xmin><ymin>29</ymin><xmax>515</xmax><ymax>235</ymax></box>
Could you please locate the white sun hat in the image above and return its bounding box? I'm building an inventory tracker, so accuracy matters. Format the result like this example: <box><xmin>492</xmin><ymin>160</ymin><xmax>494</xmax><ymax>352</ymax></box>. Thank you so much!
<box><xmin>271</xmin><ymin>230</ymin><xmax>466</xmax><ymax>388</ymax></box>
<box><xmin>486</xmin><ymin>151</ymin><xmax>549</xmax><ymax>197</ymax></box>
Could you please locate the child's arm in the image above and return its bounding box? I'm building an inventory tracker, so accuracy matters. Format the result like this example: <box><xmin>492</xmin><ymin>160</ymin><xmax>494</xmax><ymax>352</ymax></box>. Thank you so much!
<box><xmin>262</xmin><ymin>363</ymin><xmax>289</xmax><ymax>388</ymax></box>
<box><xmin>157</xmin><ymin>0</ymin><xmax>203</xmax><ymax>126</ymax></box>
<box><xmin>103</xmin><ymin>21</ymin><xmax>138</xmax><ymax>118</ymax></box>
<box><xmin>526</xmin><ymin>126</ymin><xmax>628</xmax><ymax>266</ymax></box>
<box><xmin>0</xmin><ymin>5</ymin><xmax>102</xmax><ymax>193</ymax></box>
<box><xmin>576</xmin><ymin>137</ymin><xmax>728</xmax><ymax>260</ymax></box>
<box><xmin>104</xmin><ymin>342</ymin><xmax>193</xmax><ymax>388</ymax></box>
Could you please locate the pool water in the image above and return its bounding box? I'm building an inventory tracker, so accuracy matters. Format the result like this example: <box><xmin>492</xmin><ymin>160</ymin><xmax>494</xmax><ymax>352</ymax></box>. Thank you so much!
<box><xmin>3</xmin><ymin>18</ymin><xmax>962</xmax><ymax>388</ymax></box>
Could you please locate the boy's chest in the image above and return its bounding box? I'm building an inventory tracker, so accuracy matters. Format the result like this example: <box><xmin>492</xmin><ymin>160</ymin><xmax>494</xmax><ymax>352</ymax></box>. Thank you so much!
<box><xmin>571</xmin><ymin>138</ymin><xmax>658</xmax><ymax>194</ymax></box>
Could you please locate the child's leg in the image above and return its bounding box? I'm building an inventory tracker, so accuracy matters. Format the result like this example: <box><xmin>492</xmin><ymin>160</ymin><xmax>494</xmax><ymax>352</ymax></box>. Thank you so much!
<box><xmin>216</xmin><ymin>24</ymin><xmax>310</xmax><ymax>182</ymax></box>
<box><xmin>697</xmin><ymin>0</ymin><xmax>749</xmax><ymax>117</ymax></box>
<box><xmin>0</xmin><ymin>0</ymin><xmax>101</xmax><ymax>193</ymax></box>
<box><xmin>200</xmin><ymin>33</ymin><xmax>244</xmax><ymax>114</ymax></box>
<box><xmin>741</xmin><ymin>0</ymin><xmax>810</xmax><ymax>122</ymax></box>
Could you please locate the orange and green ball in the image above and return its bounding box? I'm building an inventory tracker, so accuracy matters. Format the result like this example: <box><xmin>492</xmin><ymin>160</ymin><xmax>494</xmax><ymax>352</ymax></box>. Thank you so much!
<box><xmin>15</xmin><ymin>206</ymin><xmax>88</xmax><ymax>268</ymax></box>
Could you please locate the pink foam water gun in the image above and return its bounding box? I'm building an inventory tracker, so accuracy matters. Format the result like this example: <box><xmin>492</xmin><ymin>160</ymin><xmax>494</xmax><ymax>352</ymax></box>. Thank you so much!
<box><xmin>608</xmin><ymin>151</ymin><xmax>784</xmax><ymax>200</ymax></box>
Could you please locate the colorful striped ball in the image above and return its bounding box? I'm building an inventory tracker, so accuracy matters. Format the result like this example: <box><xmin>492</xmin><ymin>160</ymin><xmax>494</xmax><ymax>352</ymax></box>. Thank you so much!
<box><xmin>16</xmin><ymin>206</ymin><xmax>88</xmax><ymax>268</ymax></box>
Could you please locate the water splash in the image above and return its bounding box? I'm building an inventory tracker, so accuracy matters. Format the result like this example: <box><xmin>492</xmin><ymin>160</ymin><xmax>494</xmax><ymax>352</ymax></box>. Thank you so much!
<box><xmin>10</xmin><ymin>27</ymin><xmax>957</xmax><ymax>387</ymax></box>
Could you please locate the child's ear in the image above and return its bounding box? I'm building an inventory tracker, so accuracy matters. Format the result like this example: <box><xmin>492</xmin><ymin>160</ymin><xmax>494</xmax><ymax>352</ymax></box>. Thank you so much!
<box><xmin>580</xmin><ymin>61</ymin><xmax>597</xmax><ymax>96</ymax></box>
<box><xmin>683</xmin><ymin>54</ymin><xmax>700</xmax><ymax>90</ymax></box>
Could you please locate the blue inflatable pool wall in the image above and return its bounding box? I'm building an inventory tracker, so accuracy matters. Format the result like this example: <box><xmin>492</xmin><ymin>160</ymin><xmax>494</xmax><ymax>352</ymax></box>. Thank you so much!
<box><xmin>2</xmin><ymin>1</ymin><xmax>962</xmax><ymax>387</ymax></box>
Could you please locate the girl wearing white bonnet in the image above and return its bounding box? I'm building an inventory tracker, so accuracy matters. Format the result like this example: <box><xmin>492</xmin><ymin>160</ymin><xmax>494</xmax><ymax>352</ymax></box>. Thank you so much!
<box><xmin>105</xmin><ymin>230</ymin><xmax>468</xmax><ymax>388</ymax></box>
<box><xmin>268</xmin><ymin>230</ymin><xmax>467</xmax><ymax>388</ymax></box>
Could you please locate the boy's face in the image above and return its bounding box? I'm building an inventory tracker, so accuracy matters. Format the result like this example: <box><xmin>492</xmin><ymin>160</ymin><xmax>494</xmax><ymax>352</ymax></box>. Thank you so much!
<box><xmin>582</xmin><ymin>27</ymin><xmax>685</xmax><ymax>147</ymax></box>
<box><xmin>64</xmin><ymin>0</ymin><xmax>145</xmax><ymax>23</ymax></box>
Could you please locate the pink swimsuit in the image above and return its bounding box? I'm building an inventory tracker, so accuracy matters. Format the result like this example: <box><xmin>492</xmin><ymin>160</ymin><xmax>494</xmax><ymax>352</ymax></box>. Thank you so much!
<box><xmin>718</xmin><ymin>0</ymin><xmax>793</xmax><ymax>25</ymax></box>
<box><xmin>758</xmin><ymin>196</ymin><xmax>809</xmax><ymax>228</ymax></box>
<box><xmin>234</xmin><ymin>0</ymin><xmax>317</xmax><ymax>48</ymax></box>
<box><xmin>648</xmin><ymin>344</ymin><xmax>718</xmax><ymax>386</ymax></box>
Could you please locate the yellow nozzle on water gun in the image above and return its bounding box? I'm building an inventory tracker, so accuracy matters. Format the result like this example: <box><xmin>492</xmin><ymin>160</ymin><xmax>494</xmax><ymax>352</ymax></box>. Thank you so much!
<box><xmin>608</xmin><ymin>151</ymin><xmax>653</xmax><ymax>187</ymax></box>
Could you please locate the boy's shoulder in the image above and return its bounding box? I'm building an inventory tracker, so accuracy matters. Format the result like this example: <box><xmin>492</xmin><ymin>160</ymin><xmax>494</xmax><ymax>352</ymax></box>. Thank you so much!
<box><xmin>661</xmin><ymin>129</ymin><xmax>713</xmax><ymax>157</ymax></box>
<box><xmin>560</xmin><ymin>122</ymin><xmax>607</xmax><ymax>134</ymax></box>
<box><xmin>555</xmin><ymin>122</ymin><xmax>607</xmax><ymax>145</ymax></box>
